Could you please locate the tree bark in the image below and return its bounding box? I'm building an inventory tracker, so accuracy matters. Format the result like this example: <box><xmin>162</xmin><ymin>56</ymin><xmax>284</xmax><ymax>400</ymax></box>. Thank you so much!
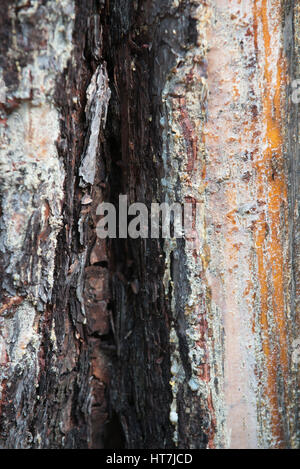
<box><xmin>0</xmin><ymin>0</ymin><xmax>111</xmax><ymax>449</ymax></box>
<box><xmin>0</xmin><ymin>0</ymin><xmax>299</xmax><ymax>449</ymax></box>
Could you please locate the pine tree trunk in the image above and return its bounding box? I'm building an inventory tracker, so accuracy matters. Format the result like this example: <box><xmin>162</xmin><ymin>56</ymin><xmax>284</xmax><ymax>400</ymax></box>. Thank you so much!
<box><xmin>0</xmin><ymin>0</ymin><xmax>299</xmax><ymax>449</ymax></box>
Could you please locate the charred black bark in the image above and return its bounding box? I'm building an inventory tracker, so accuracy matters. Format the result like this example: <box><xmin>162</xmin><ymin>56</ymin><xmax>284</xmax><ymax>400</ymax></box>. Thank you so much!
<box><xmin>101</xmin><ymin>0</ymin><xmax>209</xmax><ymax>449</ymax></box>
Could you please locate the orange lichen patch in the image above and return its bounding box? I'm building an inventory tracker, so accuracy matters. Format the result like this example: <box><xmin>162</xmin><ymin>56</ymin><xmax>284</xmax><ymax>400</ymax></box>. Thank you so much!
<box><xmin>252</xmin><ymin>0</ymin><xmax>289</xmax><ymax>447</ymax></box>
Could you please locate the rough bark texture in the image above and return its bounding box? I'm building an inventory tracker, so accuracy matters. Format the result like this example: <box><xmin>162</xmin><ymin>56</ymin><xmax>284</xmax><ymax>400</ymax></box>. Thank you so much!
<box><xmin>0</xmin><ymin>0</ymin><xmax>111</xmax><ymax>449</ymax></box>
<box><xmin>0</xmin><ymin>0</ymin><xmax>299</xmax><ymax>450</ymax></box>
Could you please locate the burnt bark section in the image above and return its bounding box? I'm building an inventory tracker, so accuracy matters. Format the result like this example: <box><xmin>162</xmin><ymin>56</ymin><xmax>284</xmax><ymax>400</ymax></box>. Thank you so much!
<box><xmin>101</xmin><ymin>0</ymin><xmax>208</xmax><ymax>448</ymax></box>
<box><xmin>39</xmin><ymin>1</ymin><xmax>107</xmax><ymax>449</ymax></box>
<box><xmin>50</xmin><ymin>1</ymin><xmax>111</xmax><ymax>449</ymax></box>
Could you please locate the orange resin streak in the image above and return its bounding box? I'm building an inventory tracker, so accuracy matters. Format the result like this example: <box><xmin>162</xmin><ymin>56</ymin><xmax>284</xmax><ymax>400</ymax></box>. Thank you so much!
<box><xmin>253</xmin><ymin>0</ymin><xmax>288</xmax><ymax>446</ymax></box>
